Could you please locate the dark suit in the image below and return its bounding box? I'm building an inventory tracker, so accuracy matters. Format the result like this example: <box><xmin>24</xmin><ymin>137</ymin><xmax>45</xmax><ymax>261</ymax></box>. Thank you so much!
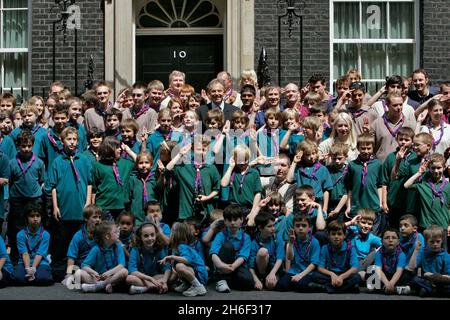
<box><xmin>196</xmin><ymin>102</ymin><xmax>239</xmax><ymax>129</ymax></box>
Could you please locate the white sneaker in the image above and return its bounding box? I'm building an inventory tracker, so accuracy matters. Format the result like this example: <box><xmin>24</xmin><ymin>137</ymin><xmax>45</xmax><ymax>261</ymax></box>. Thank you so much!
<box><xmin>129</xmin><ymin>285</ymin><xmax>148</xmax><ymax>295</ymax></box>
<box><xmin>396</xmin><ymin>286</ymin><xmax>411</xmax><ymax>295</ymax></box>
<box><xmin>174</xmin><ymin>281</ymin><xmax>190</xmax><ymax>293</ymax></box>
<box><xmin>216</xmin><ymin>280</ymin><xmax>231</xmax><ymax>293</ymax></box>
<box><xmin>182</xmin><ymin>285</ymin><xmax>207</xmax><ymax>297</ymax></box>
<box><xmin>81</xmin><ymin>283</ymin><xmax>98</xmax><ymax>293</ymax></box>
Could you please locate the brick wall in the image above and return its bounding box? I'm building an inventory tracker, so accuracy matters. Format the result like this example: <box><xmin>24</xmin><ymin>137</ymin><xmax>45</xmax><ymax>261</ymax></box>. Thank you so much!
<box><xmin>254</xmin><ymin>0</ymin><xmax>330</xmax><ymax>88</ymax></box>
<box><xmin>31</xmin><ymin>0</ymin><xmax>104</xmax><ymax>96</ymax></box>
<box><xmin>422</xmin><ymin>0</ymin><xmax>450</xmax><ymax>85</ymax></box>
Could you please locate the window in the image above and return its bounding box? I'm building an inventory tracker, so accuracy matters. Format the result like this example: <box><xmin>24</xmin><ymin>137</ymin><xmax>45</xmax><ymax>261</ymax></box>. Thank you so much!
<box><xmin>0</xmin><ymin>0</ymin><xmax>28</xmax><ymax>97</ymax></box>
<box><xmin>330</xmin><ymin>0</ymin><xmax>418</xmax><ymax>94</ymax></box>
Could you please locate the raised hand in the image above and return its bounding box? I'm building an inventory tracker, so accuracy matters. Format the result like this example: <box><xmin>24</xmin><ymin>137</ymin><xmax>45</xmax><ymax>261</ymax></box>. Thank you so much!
<box><xmin>293</xmin><ymin>151</ymin><xmax>303</xmax><ymax>163</ymax></box>
<box><xmin>417</xmin><ymin>110</ymin><xmax>428</xmax><ymax>123</ymax></box>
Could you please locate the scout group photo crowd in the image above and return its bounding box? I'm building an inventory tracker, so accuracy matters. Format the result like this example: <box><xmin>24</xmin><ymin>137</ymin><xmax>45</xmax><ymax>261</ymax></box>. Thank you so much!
<box><xmin>0</xmin><ymin>68</ymin><xmax>449</xmax><ymax>298</ymax></box>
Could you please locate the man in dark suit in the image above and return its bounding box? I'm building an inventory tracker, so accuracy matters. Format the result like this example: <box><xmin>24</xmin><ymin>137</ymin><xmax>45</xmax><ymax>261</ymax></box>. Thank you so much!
<box><xmin>196</xmin><ymin>78</ymin><xmax>239</xmax><ymax>129</ymax></box>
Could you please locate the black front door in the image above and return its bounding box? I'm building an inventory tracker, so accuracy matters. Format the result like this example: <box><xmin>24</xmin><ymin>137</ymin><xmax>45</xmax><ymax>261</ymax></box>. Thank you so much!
<box><xmin>136</xmin><ymin>35</ymin><xmax>223</xmax><ymax>91</ymax></box>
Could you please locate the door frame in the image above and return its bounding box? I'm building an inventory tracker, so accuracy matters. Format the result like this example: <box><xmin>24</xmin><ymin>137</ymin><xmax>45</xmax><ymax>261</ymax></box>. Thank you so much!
<box><xmin>104</xmin><ymin>0</ymin><xmax>254</xmax><ymax>95</ymax></box>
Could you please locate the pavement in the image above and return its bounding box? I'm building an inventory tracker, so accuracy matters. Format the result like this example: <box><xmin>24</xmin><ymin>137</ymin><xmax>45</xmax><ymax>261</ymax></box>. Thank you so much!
<box><xmin>0</xmin><ymin>282</ymin><xmax>448</xmax><ymax>301</ymax></box>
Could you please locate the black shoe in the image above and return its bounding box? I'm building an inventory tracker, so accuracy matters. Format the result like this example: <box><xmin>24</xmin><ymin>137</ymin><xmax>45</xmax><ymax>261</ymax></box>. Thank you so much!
<box><xmin>307</xmin><ymin>282</ymin><xmax>327</xmax><ymax>293</ymax></box>
<box><xmin>418</xmin><ymin>288</ymin><xmax>430</xmax><ymax>297</ymax></box>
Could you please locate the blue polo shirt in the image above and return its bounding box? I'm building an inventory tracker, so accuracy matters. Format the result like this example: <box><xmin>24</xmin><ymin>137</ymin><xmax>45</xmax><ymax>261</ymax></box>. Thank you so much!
<box><xmin>416</xmin><ymin>249</ymin><xmax>450</xmax><ymax>275</ymax></box>
<box><xmin>294</xmin><ymin>162</ymin><xmax>333</xmax><ymax>200</ymax></box>
<box><xmin>48</xmin><ymin>152</ymin><xmax>93</xmax><ymax>221</ymax></box>
<box><xmin>0</xmin><ymin>235</ymin><xmax>14</xmax><ymax>275</ymax></box>
<box><xmin>288</xmin><ymin>235</ymin><xmax>321</xmax><ymax>275</ymax></box>
<box><xmin>0</xmin><ymin>134</ymin><xmax>16</xmax><ymax>159</ymax></box>
<box><xmin>278</xmin><ymin>209</ymin><xmax>327</xmax><ymax>242</ymax></box>
<box><xmin>374</xmin><ymin>248</ymin><xmax>407</xmax><ymax>275</ymax></box>
<box><xmin>146</xmin><ymin>129</ymin><xmax>183</xmax><ymax>163</ymax></box>
<box><xmin>347</xmin><ymin>226</ymin><xmax>382</xmax><ymax>260</ymax></box>
<box><xmin>319</xmin><ymin>241</ymin><xmax>359</xmax><ymax>273</ymax></box>
<box><xmin>38</xmin><ymin>127</ymin><xmax>65</xmax><ymax>173</ymax></box>
<box><xmin>81</xmin><ymin>242</ymin><xmax>126</xmax><ymax>274</ymax></box>
<box><xmin>400</xmin><ymin>232</ymin><xmax>425</xmax><ymax>264</ymax></box>
<box><xmin>17</xmin><ymin>226</ymin><xmax>50</xmax><ymax>266</ymax></box>
<box><xmin>287</xmin><ymin>133</ymin><xmax>305</xmax><ymax>156</ymax></box>
<box><xmin>11</xmin><ymin>125</ymin><xmax>47</xmax><ymax>155</ymax></box>
<box><xmin>190</xmin><ymin>239</ymin><xmax>205</xmax><ymax>262</ymax></box>
<box><xmin>8</xmin><ymin>153</ymin><xmax>45</xmax><ymax>199</ymax></box>
<box><xmin>128</xmin><ymin>246</ymin><xmax>170</xmax><ymax>275</ymax></box>
<box><xmin>67</xmin><ymin>225</ymin><xmax>96</xmax><ymax>263</ymax></box>
<box><xmin>177</xmin><ymin>244</ymin><xmax>208</xmax><ymax>285</ymax></box>
<box><xmin>249</xmin><ymin>234</ymin><xmax>285</xmax><ymax>270</ymax></box>
<box><xmin>210</xmin><ymin>228</ymin><xmax>251</xmax><ymax>263</ymax></box>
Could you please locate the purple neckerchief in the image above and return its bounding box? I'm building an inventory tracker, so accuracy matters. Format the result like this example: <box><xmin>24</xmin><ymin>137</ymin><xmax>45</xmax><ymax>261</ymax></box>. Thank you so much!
<box><xmin>16</xmin><ymin>153</ymin><xmax>36</xmax><ymax>177</ymax></box>
<box><xmin>66</xmin><ymin>152</ymin><xmax>81</xmax><ymax>184</ymax></box>
<box><xmin>299</xmin><ymin>162</ymin><xmax>321</xmax><ymax>181</ymax></box>
<box><xmin>112</xmin><ymin>162</ymin><xmax>123</xmax><ymax>186</ymax></box>
<box><xmin>383</xmin><ymin>113</ymin><xmax>405</xmax><ymax>138</ymax></box>
<box><xmin>328</xmin><ymin>239</ymin><xmax>352</xmax><ymax>268</ymax></box>
<box><xmin>348</xmin><ymin>108</ymin><xmax>367</xmax><ymax>121</ymax></box>
<box><xmin>230</xmin><ymin>168</ymin><xmax>249</xmax><ymax>193</ymax></box>
<box><xmin>193</xmin><ymin>160</ymin><xmax>205</xmax><ymax>195</ymax></box>
<box><xmin>159</xmin><ymin>128</ymin><xmax>173</xmax><ymax>141</ymax></box>
<box><xmin>400</xmin><ymin>231</ymin><xmax>418</xmax><ymax>253</ymax></box>
<box><xmin>382</xmin><ymin>246</ymin><xmax>402</xmax><ymax>274</ymax></box>
<box><xmin>46</xmin><ymin>129</ymin><xmax>64</xmax><ymax>153</ymax></box>
<box><xmin>333</xmin><ymin>164</ymin><xmax>348</xmax><ymax>187</ymax></box>
<box><xmin>358</xmin><ymin>155</ymin><xmax>374</xmax><ymax>187</ymax></box>
<box><xmin>428</xmin><ymin>178</ymin><xmax>447</xmax><ymax>205</ymax></box>
<box><xmin>141</xmin><ymin>171</ymin><xmax>154</xmax><ymax>203</ymax></box>
<box><xmin>131</xmin><ymin>104</ymin><xmax>150</xmax><ymax>119</ymax></box>
<box><xmin>25</xmin><ymin>225</ymin><xmax>44</xmax><ymax>255</ymax></box>
<box><xmin>427</xmin><ymin>121</ymin><xmax>445</xmax><ymax>151</ymax></box>
<box><xmin>294</xmin><ymin>231</ymin><xmax>313</xmax><ymax>261</ymax></box>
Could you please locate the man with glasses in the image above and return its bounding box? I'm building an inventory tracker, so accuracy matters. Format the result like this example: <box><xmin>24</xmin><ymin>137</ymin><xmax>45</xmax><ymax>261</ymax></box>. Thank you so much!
<box><xmin>122</xmin><ymin>82</ymin><xmax>158</xmax><ymax>135</ymax></box>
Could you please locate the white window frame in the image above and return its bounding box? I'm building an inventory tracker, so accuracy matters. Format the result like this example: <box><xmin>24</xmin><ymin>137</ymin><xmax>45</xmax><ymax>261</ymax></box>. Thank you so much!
<box><xmin>0</xmin><ymin>0</ymin><xmax>30</xmax><ymax>95</ymax></box>
<box><xmin>329</xmin><ymin>0</ymin><xmax>420</xmax><ymax>94</ymax></box>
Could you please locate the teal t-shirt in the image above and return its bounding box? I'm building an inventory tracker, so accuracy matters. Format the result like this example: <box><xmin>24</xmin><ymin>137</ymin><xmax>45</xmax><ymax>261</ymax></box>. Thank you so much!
<box><xmin>92</xmin><ymin>158</ymin><xmax>134</xmax><ymax>210</ymax></box>
<box><xmin>345</xmin><ymin>157</ymin><xmax>383</xmax><ymax>217</ymax></box>
<box><xmin>173</xmin><ymin>163</ymin><xmax>220</xmax><ymax>220</ymax></box>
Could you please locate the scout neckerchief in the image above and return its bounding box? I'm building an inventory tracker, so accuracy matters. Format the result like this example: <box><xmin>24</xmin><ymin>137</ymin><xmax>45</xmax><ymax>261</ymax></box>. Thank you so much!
<box><xmin>400</xmin><ymin>231</ymin><xmax>418</xmax><ymax>253</ymax></box>
<box><xmin>383</xmin><ymin>113</ymin><xmax>405</xmax><ymax>138</ymax></box>
<box><xmin>223</xmin><ymin>87</ymin><xmax>234</xmax><ymax>102</ymax></box>
<box><xmin>230</xmin><ymin>167</ymin><xmax>249</xmax><ymax>193</ymax></box>
<box><xmin>257</xmin><ymin>234</ymin><xmax>276</xmax><ymax>259</ymax></box>
<box><xmin>139</xmin><ymin>247</ymin><xmax>158</xmax><ymax>272</ymax></box>
<box><xmin>131</xmin><ymin>104</ymin><xmax>150</xmax><ymax>119</ymax></box>
<box><xmin>224</xmin><ymin>227</ymin><xmax>245</xmax><ymax>252</ymax></box>
<box><xmin>81</xmin><ymin>224</ymin><xmax>94</xmax><ymax>250</ymax></box>
<box><xmin>66</xmin><ymin>151</ymin><xmax>81</xmax><ymax>184</ymax></box>
<box><xmin>165</xmin><ymin>88</ymin><xmax>176</xmax><ymax>99</ymax></box>
<box><xmin>348</xmin><ymin>107</ymin><xmax>367</xmax><ymax>121</ymax></box>
<box><xmin>328</xmin><ymin>239</ymin><xmax>352</xmax><ymax>269</ymax></box>
<box><xmin>193</xmin><ymin>160</ymin><xmax>205</xmax><ymax>195</ymax></box>
<box><xmin>428</xmin><ymin>177</ymin><xmax>447</xmax><ymax>205</ymax></box>
<box><xmin>88</xmin><ymin>147</ymin><xmax>99</xmax><ymax>161</ymax></box>
<box><xmin>141</xmin><ymin>171</ymin><xmax>154</xmax><ymax>203</ymax></box>
<box><xmin>30</xmin><ymin>124</ymin><xmax>40</xmax><ymax>135</ymax></box>
<box><xmin>333</xmin><ymin>164</ymin><xmax>348</xmax><ymax>187</ymax></box>
<box><xmin>99</xmin><ymin>243</ymin><xmax>118</xmax><ymax>270</ymax></box>
<box><xmin>16</xmin><ymin>153</ymin><xmax>36</xmax><ymax>177</ymax></box>
<box><xmin>112</xmin><ymin>161</ymin><xmax>123</xmax><ymax>186</ymax></box>
<box><xmin>120</xmin><ymin>232</ymin><xmax>134</xmax><ymax>253</ymax></box>
<box><xmin>299</xmin><ymin>162</ymin><xmax>321</xmax><ymax>181</ymax></box>
<box><xmin>427</xmin><ymin>121</ymin><xmax>445</xmax><ymax>151</ymax></box>
<box><xmin>294</xmin><ymin>231</ymin><xmax>313</xmax><ymax>261</ymax></box>
<box><xmin>382</xmin><ymin>245</ymin><xmax>402</xmax><ymax>274</ymax></box>
<box><xmin>25</xmin><ymin>225</ymin><xmax>44</xmax><ymax>255</ymax></box>
<box><xmin>46</xmin><ymin>128</ymin><xmax>64</xmax><ymax>153</ymax></box>
<box><xmin>358</xmin><ymin>155</ymin><xmax>374</xmax><ymax>187</ymax></box>
<box><xmin>159</xmin><ymin>127</ymin><xmax>173</xmax><ymax>141</ymax></box>
<box><xmin>95</xmin><ymin>105</ymin><xmax>108</xmax><ymax>120</ymax></box>
<box><xmin>381</xmin><ymin>99</ymin><xmax>389</xmax><ymax>113</ymax></box>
